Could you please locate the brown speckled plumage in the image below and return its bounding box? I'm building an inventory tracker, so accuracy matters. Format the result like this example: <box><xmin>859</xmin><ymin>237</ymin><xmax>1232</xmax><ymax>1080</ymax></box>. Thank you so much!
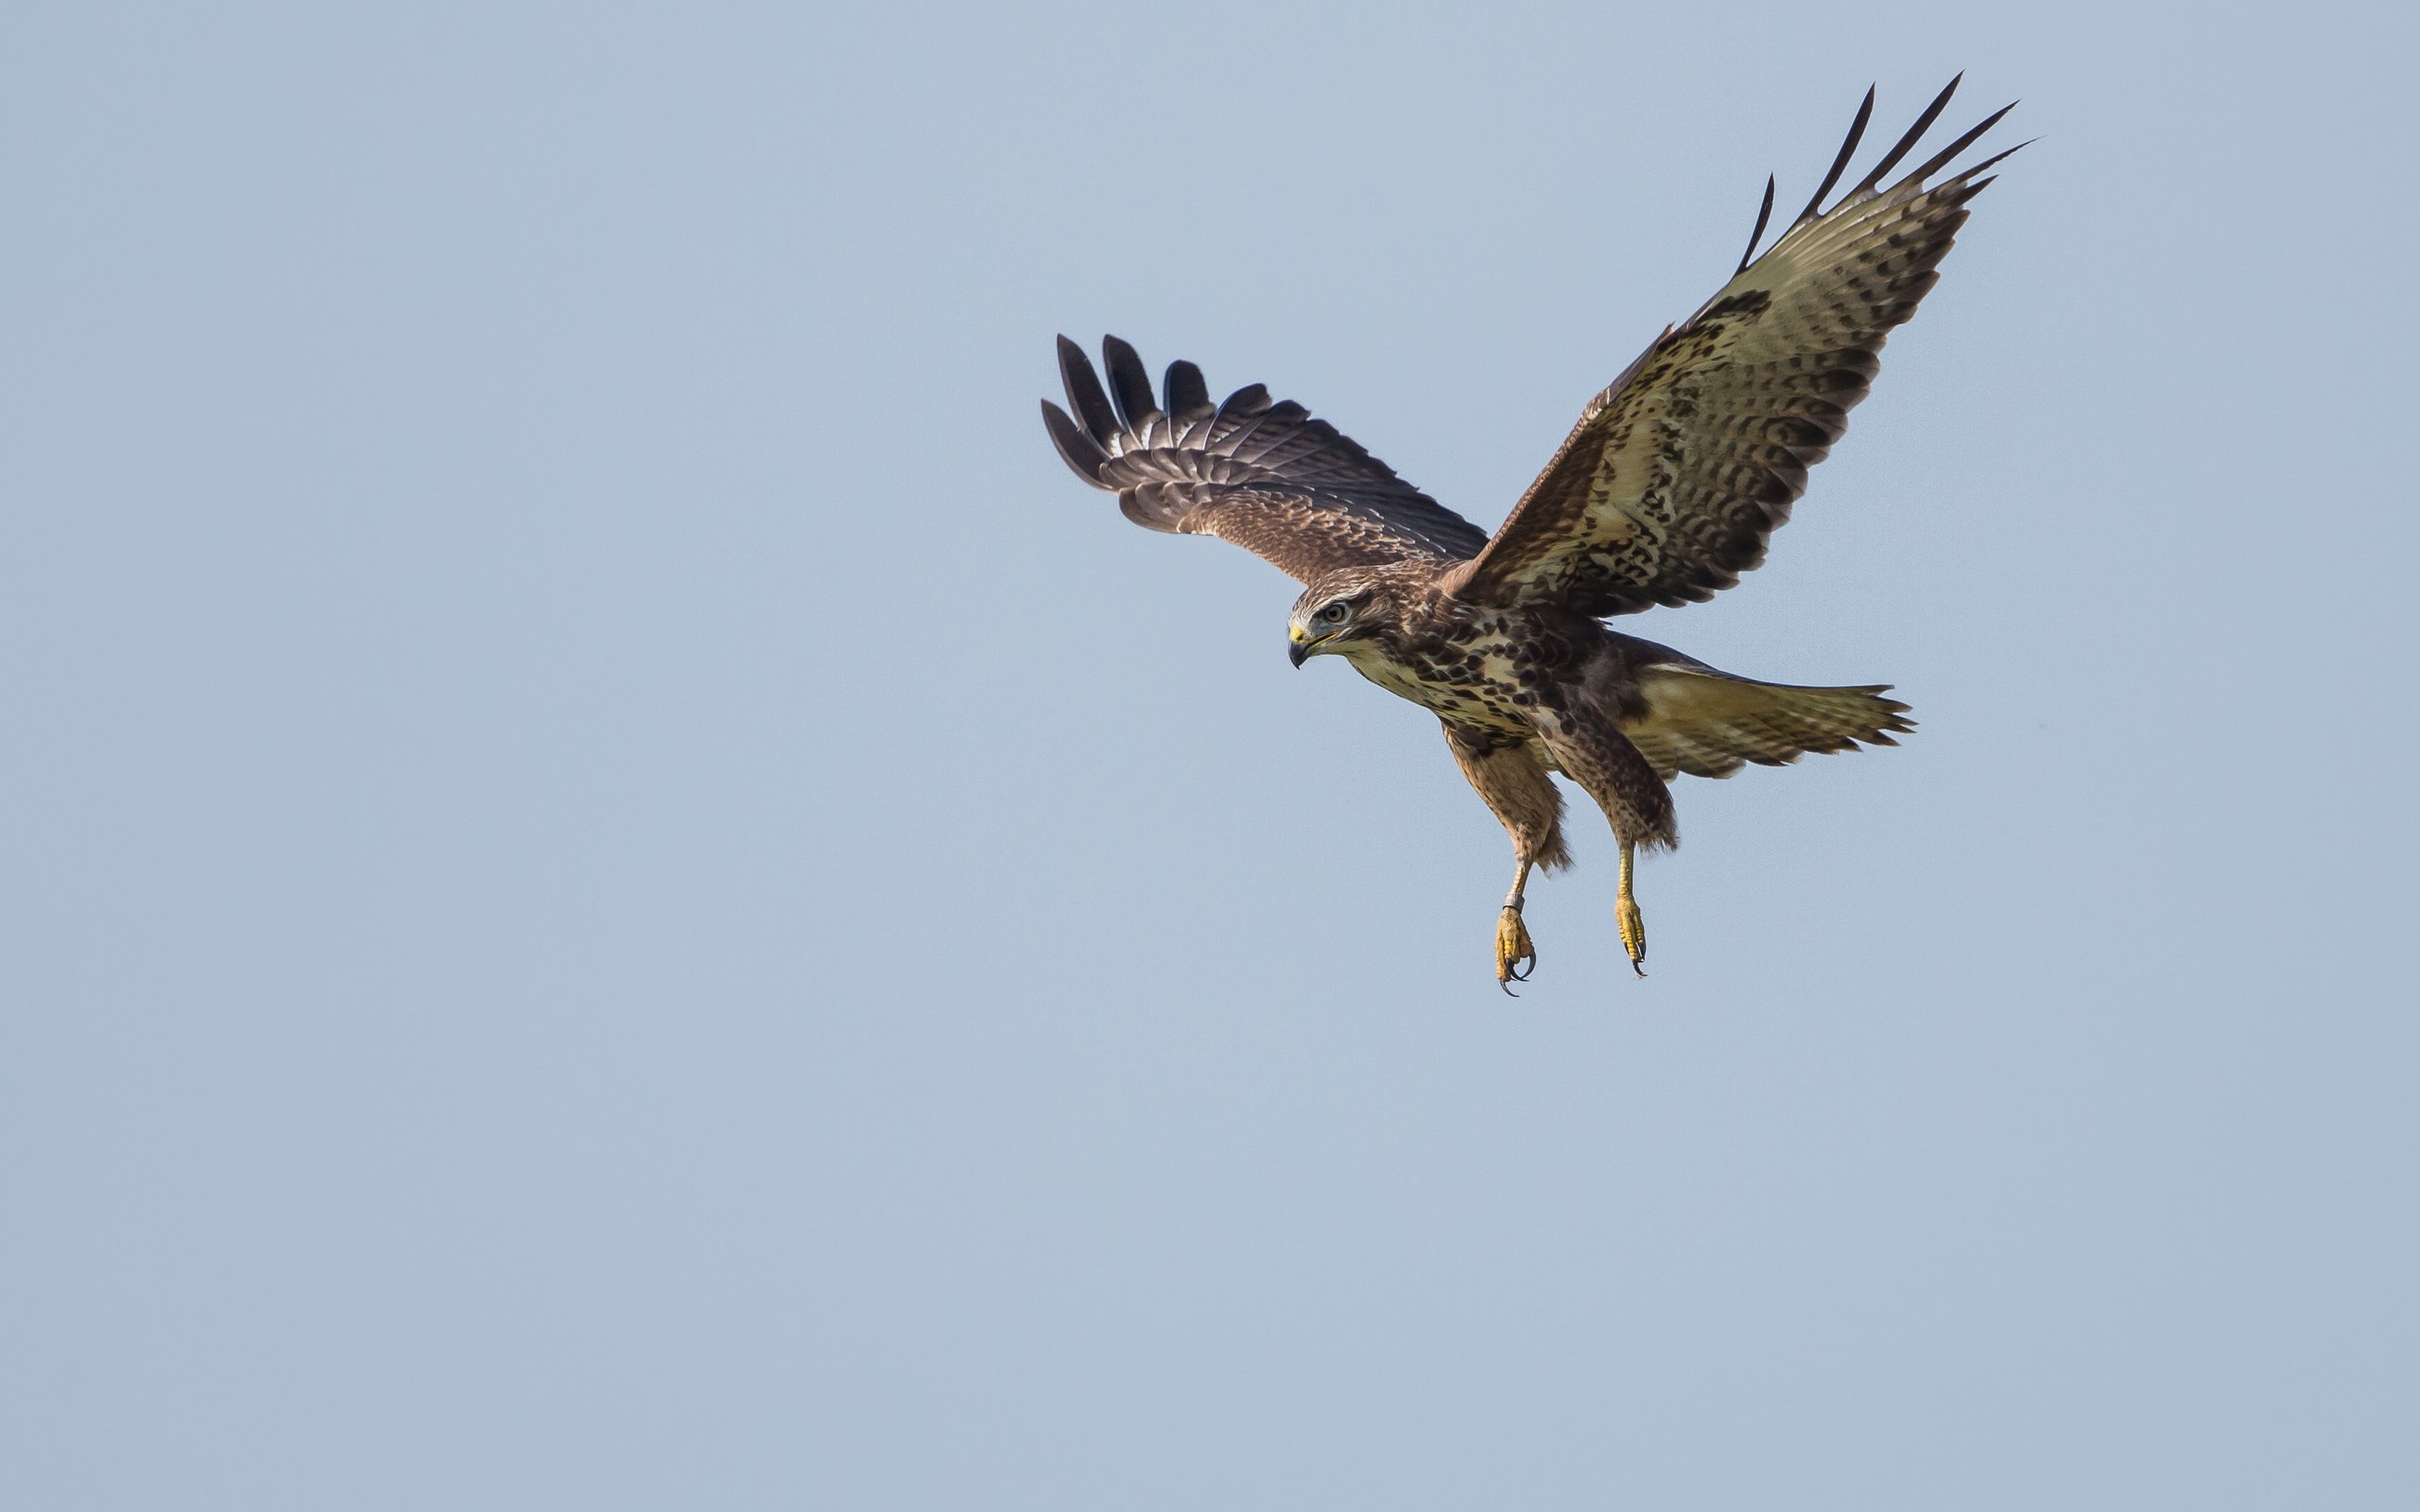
<box><xmin>1040</xmin><ymin>80</ymin><xmax>2014</xmax><ymax>981</ymax></box>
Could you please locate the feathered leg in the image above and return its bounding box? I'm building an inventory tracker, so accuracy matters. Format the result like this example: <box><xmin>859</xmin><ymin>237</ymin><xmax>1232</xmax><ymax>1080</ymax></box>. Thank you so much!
<box><xmin>1533</xmin><ymin>704</ymin><xmax>1676</xmax><ymax>978</ymax></box>
<box><xmin>1443</xmin><ymin>722</ymin><xmax>1569</xmax><ymax>991</ymax></box>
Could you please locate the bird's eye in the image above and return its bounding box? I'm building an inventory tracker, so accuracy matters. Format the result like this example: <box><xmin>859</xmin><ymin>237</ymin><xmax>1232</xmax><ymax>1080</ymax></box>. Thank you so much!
<box><xmin>1318</xmin><ymin>601</ymin><xmax>1349</xmax><ymax>625</ymax></box>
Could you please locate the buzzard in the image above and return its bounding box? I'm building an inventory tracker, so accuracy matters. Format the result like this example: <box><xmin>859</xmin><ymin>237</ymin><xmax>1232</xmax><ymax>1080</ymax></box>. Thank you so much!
<box><xmin>1042</xmin><ymin>80</ymin><xmax>2018</xmax><ymax>987</ymax></box>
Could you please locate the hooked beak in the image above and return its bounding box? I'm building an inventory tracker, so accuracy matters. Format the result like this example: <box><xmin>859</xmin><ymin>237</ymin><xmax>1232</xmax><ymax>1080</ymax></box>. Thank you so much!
<box><xmin>1288</xmin><ymin>624</ymin><xmax>1320</xmax><ymax>668</ymax></box>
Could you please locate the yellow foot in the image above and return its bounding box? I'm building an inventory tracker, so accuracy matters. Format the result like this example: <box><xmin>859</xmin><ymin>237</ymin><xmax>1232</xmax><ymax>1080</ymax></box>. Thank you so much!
<box><xmin>1616</xmin><ymin>894</ymin><xmax>1647</xmax><ymax>978</ymax></box>
<box><xmin>1495</xmin><ymin>906</ymin><xmax>1537</xmax><ymax>991</ymax></box>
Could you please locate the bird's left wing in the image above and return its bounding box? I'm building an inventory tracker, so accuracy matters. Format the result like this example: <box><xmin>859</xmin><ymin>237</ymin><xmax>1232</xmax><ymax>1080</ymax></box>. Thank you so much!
<box><xmin>1447</xmin><ymin>80</ymin><xmax>2021</xmax><ymax>618</ymax></box>
<box><xmin>1044</xmin><ymin>335</ymin><xmax>1491</xmax><ymax>584</ymax></box>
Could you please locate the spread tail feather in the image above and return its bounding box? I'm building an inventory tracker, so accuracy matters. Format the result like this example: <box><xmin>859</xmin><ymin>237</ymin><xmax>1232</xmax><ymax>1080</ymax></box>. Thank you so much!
<box><xmin>1617</xmin><ymin>660</ymin><xmax>1913</xmax><ymax>782</ymax></box>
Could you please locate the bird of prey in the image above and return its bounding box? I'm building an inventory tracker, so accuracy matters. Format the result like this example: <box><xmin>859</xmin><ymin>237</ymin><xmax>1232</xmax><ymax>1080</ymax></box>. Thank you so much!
<box><xmin>1041</xmin><ymin>79</ymin><xmax>2017</xmax><ymax>987</ymax></box>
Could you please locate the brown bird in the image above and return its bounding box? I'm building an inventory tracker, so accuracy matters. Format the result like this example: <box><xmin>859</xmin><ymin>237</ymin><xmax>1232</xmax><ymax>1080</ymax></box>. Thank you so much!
<box><xmin>1042</xmin><ymin>80</ymin><xmax>2018</xmax><ymax>987</ymax></box>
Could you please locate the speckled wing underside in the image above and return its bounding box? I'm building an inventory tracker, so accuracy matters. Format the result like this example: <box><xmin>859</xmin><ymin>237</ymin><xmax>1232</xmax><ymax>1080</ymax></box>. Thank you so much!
<box><xmin>1451</xmin><ymin>80</ymin><xmax>2021</xmax><ymax>618</ymax></box>
<box><xmin>1043</xmin><ymin>335</ymin><xmax>1491</xmax><ymax>584</ymax></box>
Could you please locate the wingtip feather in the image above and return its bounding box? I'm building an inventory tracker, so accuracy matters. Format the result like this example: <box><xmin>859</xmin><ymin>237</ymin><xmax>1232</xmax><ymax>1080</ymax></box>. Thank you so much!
<box><xmin>1902</xmin><ymin>101</ymin><xmax>2018</xmax><ymax>188</ymax></box>
<box><xmin>1100</xmin><ymin>335</ymin><xmax>1160</xmax><ymax>432</ymax></box>
<box><xmin>1850</xmin><ymin>74</ymin><xmax>1963</xmax><ymax>198</ymax></box>
<box><xmin>1041</xmin><ymin>399</ymin><xmax>1110</xmax><ymax>484</ymax></box>
<box><xmin>1737</xmin><ymin>174</ymin><xmax>1777</xmax><ymax>274</ymax></box>
<box><xmin>1794</xmin><ymin>85</ymin><xmax>1876</xmax><ymax>225</ymax></box>
<box><xmin>1057</xmin><ymin>336</ymin><xmax>1119</xmax><ymax>445</ymax></box>
<box><xmin>1163</xmin><ymin>359</ymin><xmax>1212</xmax><ymax>422</ymax></box>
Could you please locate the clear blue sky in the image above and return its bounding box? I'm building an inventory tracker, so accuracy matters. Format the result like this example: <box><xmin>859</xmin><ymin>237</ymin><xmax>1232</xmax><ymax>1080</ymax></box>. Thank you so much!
<box><xmin>4</xmin><ymin>2</ymin><xmax>2412</xmax><ymax>1506</ymax></box>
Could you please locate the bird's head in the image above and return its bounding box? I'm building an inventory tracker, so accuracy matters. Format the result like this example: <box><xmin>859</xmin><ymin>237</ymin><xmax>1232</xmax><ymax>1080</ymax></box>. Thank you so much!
<box><xmin>1288</xmin><ymin>568</ymin><xmax>1398</xmax><ymax>667</ymax></box>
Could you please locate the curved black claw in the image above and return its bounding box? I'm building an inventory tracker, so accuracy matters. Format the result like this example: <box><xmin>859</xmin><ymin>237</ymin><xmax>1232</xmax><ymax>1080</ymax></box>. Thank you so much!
<box><xmin>1616</xmin><ymin>895</ymin><xmax>1647</xmax><ymax>981</ymax></box>
<box><xmin>1495</xmin><ymin>907</ymin><xmax>1537</xmax><ymax>992</ymax></box>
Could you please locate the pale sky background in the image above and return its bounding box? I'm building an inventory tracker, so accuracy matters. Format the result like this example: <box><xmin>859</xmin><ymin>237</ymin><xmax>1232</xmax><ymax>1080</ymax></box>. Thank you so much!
<box><xmin>4</xmin><ymin>2</ymin><xmax>2414</xmax><ymax>1507</ymax></box>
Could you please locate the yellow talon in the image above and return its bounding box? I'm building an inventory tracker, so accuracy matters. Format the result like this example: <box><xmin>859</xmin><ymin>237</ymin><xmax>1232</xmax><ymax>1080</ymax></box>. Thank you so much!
<box><xmin>1616</xmin><ymin>894</ymin><xmax>1646</xmax><ymax>977</ymax></box>
<box><xmin>1495</xmin><ymin>906</ymin><xmax>1536</xmax><ymax>989</ymax></box>
<box><xmin>1616</xmin><ymin>841</ymin><xmax>1647</xmax><ymax>978</ymax></box>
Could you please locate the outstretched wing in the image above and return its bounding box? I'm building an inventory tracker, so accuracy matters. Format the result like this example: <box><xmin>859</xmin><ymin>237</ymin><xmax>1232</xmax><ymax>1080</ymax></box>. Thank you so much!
<box><xmin>1449</xmin><ymin>79</ymin><xmax>2021</xmax><ymax>617</ymax></box>
<box><xmin>1043</xmin><ymin>335</ymin><xmax>1491</xmax><ymax>584</ymax></box>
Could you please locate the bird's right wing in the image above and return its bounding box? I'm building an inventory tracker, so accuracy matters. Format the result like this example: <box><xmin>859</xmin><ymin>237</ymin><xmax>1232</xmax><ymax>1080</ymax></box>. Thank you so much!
<box><xmin>1044</xmin><ymin>336</ymin><xmax>1492</xmax><ymax>585</ymax></box>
